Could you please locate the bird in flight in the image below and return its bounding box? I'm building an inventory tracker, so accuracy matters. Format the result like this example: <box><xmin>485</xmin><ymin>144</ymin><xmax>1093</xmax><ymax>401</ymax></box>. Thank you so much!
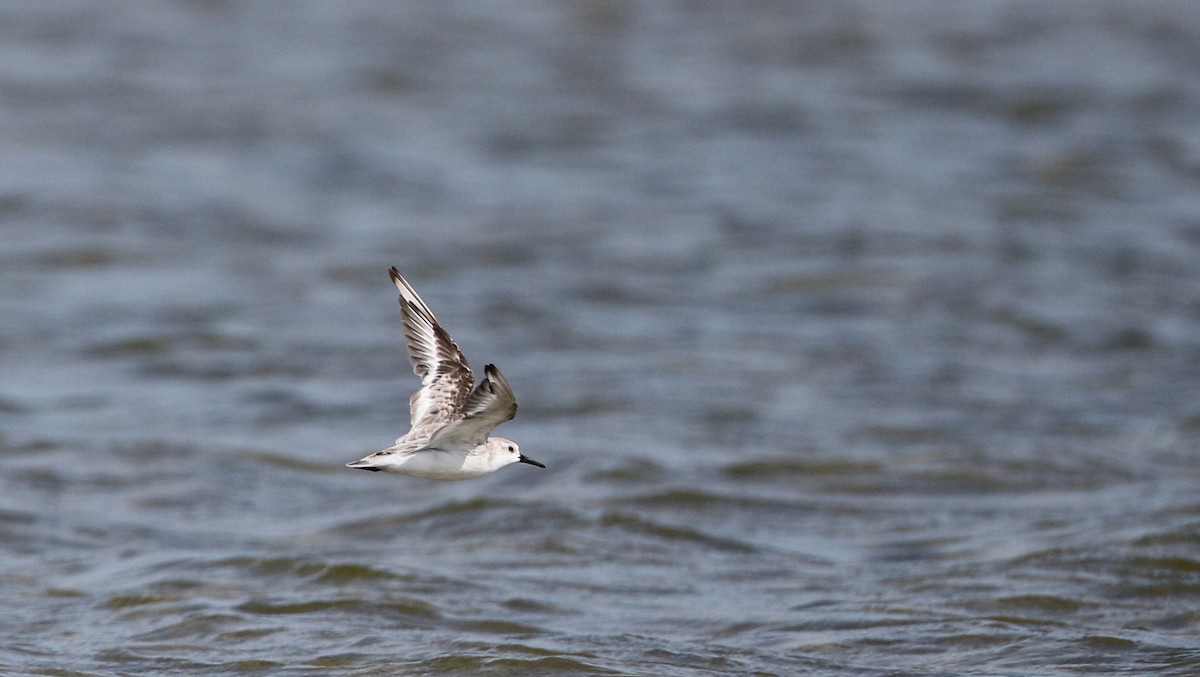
<box><xmin>346</xmin><ymin>267</ymin><xmax>544</xmax><ymax>479</ymax></box>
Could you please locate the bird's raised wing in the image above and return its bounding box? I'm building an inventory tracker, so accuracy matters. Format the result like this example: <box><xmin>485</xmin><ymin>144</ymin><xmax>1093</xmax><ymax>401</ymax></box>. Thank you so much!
<box><xmin>425</xmin><ymin>364</ymin><xmax>517</xmax><ymax>448</ymax></box>
<box><xmin>389</xmin><ymin>267</ymin><xmax>474</xmax><ymax>434</ymax></box>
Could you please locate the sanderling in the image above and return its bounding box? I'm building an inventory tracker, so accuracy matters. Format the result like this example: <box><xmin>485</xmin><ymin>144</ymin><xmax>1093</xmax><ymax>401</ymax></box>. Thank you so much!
<box><xmin>346</xmin><ymin>267</ymin><xmax>544</xmax><ymax>480</ymax></box>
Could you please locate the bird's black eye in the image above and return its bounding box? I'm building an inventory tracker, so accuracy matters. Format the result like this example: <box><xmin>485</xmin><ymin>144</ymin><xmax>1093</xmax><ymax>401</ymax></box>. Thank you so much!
<box><xmin>507</xmin><ymin>446</ymin><xmax>514</xmax><ymax>452</ymax></box>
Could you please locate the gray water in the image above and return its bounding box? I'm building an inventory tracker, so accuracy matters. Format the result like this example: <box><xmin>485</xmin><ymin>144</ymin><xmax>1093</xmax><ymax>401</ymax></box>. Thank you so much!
<box><xmin>3</xmin><ymin>2</ymin><xmax>1200</xmax><ymax>675</ymax></box>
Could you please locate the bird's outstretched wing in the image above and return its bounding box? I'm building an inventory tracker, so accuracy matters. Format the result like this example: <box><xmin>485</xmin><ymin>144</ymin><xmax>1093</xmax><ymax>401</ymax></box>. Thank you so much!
<box><xmin>390</xmin><ymin>267</ymin><xmax>474</xmax><ymax>435</ymax></box>
<box><xmin>425</xmin><ymin>364</ymin><xmax>517</xmax><ymax>448</ymax></box>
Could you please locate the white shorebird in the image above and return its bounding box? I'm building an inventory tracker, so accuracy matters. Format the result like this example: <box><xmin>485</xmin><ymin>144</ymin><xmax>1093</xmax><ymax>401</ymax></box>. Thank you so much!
<box><xmin>346</xmin><ymin>267</ymin><xmax>544</xmax><ymax>480</ymax></box>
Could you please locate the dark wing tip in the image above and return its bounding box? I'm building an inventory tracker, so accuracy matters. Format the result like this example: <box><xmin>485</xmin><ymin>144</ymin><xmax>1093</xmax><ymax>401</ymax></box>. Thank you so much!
<box><xmin>484</xmin><ymin>364</ymin><xmax>517</xmax><ymax>416</ymax></box>
<box><xmin>484</xmin><ymin>364</ymin><xmax>502</xmax><ymax>380</ymax></box>
<box><xmin>482</xmin><ymin>364</ymin><xmax>502</xmax><ymax>394</ymax></box>
<box><xmin>389</xmin><ymin>266</ymin><xmax>403</xmax><ymax>283</ymax></box>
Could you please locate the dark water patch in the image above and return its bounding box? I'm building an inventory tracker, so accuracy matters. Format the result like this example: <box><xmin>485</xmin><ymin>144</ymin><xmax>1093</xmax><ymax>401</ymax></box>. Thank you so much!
<box><xmin>890</xmin><ymin>83</ymin><xmax>1090</xmax><ymax>127</ymax></box>
<box><xmin>0</xmin><ymin>191</ymin><xmax>29</xmax><ymax>215</ymax></box>
<box><xmin>244</xmin><ymin>451</ymin><xmax>340</xmax><ymax>475</ymax></box>
<box><xmin>866</xmin><ymin>537</ymin><xmax>962</xmax><ymax>564</ymax></box>
<box><xmin>1003</xmin><ymin>547</ymin><xmax>1200</xmax><ymax>611</ymax></box>
<box><xmin>172</xmin><ymin>555</ymin><xmax>413</xmax><ymax>589</ymax></box>
<box><xmin>990</xmin><ymin>594</ymin><xmax>1087</xmax><ymax>614</ymax></box>
<box><xmin>240</xmin><ymin>388</ymin><xmax>363</xmax><ymax>425</ymax></box>
<box><xmin>1100</xmin><ymin>326</ymin><xmax>1155</xmax><ymax>352</ymax></box>
<box><xmin>720</xmin><ymin>101</ymin><xmax>811</xmax><ymax>137</ymax></box>
<box><xmin>92</xmin><ymin>649</ymin><xmax>213</xmax><ymax>673</ymax></box>
<box><xmin>33</xmin><ymin>246</ymin><xmax>133</xmax><ymax>268</ymax></box>
<box><xmin>990</xmin><ymin>630</ymin><xmax>1200</xmax><ymax>674</ymax></box>
<box><xmin>1023</xmin><ymin>147</ymin><xmax>1124</xmax><ymax>197</ymax></box>
<box><xmin>769</xmin><ymin>271</ymin><xmax>909</xmax><ymax>297</ymax></box>
<box><xmin>113</xmin><ymin>440</ymin><xmax>201</xmax><ymax>463</ymax></box>
<box><xmin>502</xmin><ymin>596</ymin><xmax>564</xmax><ymax>615</ymax></box>
<box><xmin>1133</xmin><ymin>528</ymin><xmax>1200</xmax><ymax>548</ymax></box>
<box><xmin>723</xmin><ymin>458</ymin><xmax>884</xmax><ymax>480</ymax></box>
<box><xmin>43</xmin><ymin>588</ymin><xmax>88</xmax><ymax>599</ymax></box>
<box><xmin>511</xmin><ymin>535</ymin><xmax>586</xmax><ymax>558</ymax></box>
<box><xmin>996</xmin><ymin>194</ymin><xmax>1086</xmax><ymax>226</ymax></box>
<box><xmin>988</xmin><ymin>306</ymin><xmax>1071</xmax><ymax>343</ymax></box>
<box><xmin>312</xmin><ymin>563</ymin><xmax>406</xmax><ymax>585</ymax></box>
<box><xmin>328</xmin><ymin>497</ymin><xmax>583</xmax><ymax>543</ymax></box>
<box><xmin>850</xmin><ymin>423</ymin><xmax>953</xmax><ymax>446</ymax></box>
<box><xmin>138</xmin><ymin>355</ymin><xmax>316</xmax><ymax>381</ymax></box>
<box><xmin>413</xmin><ymin>653</ymin><xmax>623</xmax><ymax>676</ymax></box>
<box><xmin>104</xmin><ymin>594</ymin><xmax>182</xmax><ymax>610</ymax></box>
<box><xmin>879</xmin><ymin>465</ymin><xmax>1054</xmax><ymax>495</ymax></box>
<box><xmin>977</xmin><ymin>615</ymin><xmax>1067</xmax><ymax>629</ymax></box>
<box><xmin>0</xmin><ymin>437</ymin><xmax>58</xmax><ymax>455</ymax></box>
<box><xmin>132</xmin><ymin>490</ymin><xmax>212</xmax><ymax>512</ymax></box>
<box><xmin>218</xmin><ymin>659</ymin><xmax>288</xmax><ymax>672</ymax></box>
<box><xmin>225</xmin><ymin>556</ymin><xmax>337</xmax><ymax>579</ymax></box>
<box><xmin>451</xmin><ymin>619</ymin><xmax>544</xmax><ymax>636</ymax></box>
<box><xmin>305</xmin><ymin>652</ymin><xmax>371</xmax><ymax>669</ymax></box>
<box><xmin>607</xmin><ymin>487</ymin><xmax>805</xmax><ymax>512</ymax></box>
<box><xmin>582</xmin><ymin>457</ymin><xmax>668</xmax><ymax>484</ymax></box>
<box><xmin>847</xmin><ymin>454</ymin><xmax>1143</xmax><ymax>496</ymax></box>
<box><xmin>86</xmin><ymin>337</ymin><xmax>171</xmax><ymax>357</ymax></box>
<box><xmin>236</xmin><ymin>597</ymin><xmax>440</xmax><ymax>623</ymax></box>
<box><xmin>484</xmin><ymin>115</ymin><xmax>612</xmax><ymax>158</ymax></box>
<box><xmin>597</xmin><ymin>512</ymin><xmax>758</xmax><ymax>554</ymax></box>
<box><xmin>0</xmin><ymin>509</ymin><xmax>37</xmax><ymax>526</ymax></box>
<box><xmin>131</xmin><ymin>613</ymin><xmax>253</xmax><ymax>642</ymax></box>
<box><xmin>1128</xmin><ymin>556</ymin><xmax>1200</xmax><ymax>574</ymax></box>
<box><xmin>85</xmin><ymin>331</ymin><xmax>259</xmax><ymax>360</ymax></box>
<box><xmin>526</xmin><ymin>395</ymin><xmax>629</xmax><ymax>418</ymax></box>
<box><xmin>1115</xmin><ymin>581</ymin><xmax>1200</xmax><ymax>599</ymax></box>
<box><xmin>772</xmin><ymin>611</ymin><xmax>945</xmax><ymax>635</ymax></box>
<box><xmin>0</xmin><ymin>395</ymin><xmax>30</xmax><ymax>414</ymax></box>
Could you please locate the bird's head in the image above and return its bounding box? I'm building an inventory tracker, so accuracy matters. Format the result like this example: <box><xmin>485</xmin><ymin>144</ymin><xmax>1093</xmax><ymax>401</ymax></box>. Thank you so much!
<box><xmin>490</xmin><ymin>437</ymin><xmax>544</xmax><ymax>469</ymax></box>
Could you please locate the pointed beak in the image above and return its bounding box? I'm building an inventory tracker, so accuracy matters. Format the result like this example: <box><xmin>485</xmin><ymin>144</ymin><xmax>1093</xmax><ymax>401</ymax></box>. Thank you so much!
<box><xmin>518</xmin><ymin>454</ymin><xmax>545</xmax><ymax>469</ymax></box>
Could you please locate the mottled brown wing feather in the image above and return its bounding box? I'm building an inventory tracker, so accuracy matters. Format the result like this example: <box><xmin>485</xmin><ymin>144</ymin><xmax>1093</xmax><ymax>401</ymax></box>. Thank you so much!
<box><xmin>389</xmin><ymin>267</ymin><xmax>474</xmax><ymax>433</ymax></box>
<box><xmin>426</xmin><ymin>363</ymin><xmax>518</xmax><ymax>448</ymax></box>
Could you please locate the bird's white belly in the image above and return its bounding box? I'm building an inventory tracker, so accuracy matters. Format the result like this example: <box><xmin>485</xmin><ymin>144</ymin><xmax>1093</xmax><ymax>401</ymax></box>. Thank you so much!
<box><xmin>379</xmin><ymin>450</ymin><xmax>490</xmax><ymax>480</ymax></box>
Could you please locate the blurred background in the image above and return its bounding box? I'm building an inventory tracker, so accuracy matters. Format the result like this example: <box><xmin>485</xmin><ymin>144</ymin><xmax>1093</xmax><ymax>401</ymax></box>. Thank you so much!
<box><xmin>3</xmin><ymin>1</ymin><xmax>1200</xmax><ymax>675</ymax></box>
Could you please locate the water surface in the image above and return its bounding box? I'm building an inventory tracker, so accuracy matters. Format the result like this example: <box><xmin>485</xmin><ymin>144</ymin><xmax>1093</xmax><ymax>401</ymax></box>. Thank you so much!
<box><xmin>2</xmin><ymin>2</ymin><xmax>1200</xmax><ymax>675</ymax></box>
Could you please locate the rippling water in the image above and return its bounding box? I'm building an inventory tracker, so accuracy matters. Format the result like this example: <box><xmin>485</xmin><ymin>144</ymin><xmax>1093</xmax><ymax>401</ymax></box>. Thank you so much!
<box><xmin>3</xmin><ymin>2</ymin><xmax>1200</xmax><ymax>675</ymax></box>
